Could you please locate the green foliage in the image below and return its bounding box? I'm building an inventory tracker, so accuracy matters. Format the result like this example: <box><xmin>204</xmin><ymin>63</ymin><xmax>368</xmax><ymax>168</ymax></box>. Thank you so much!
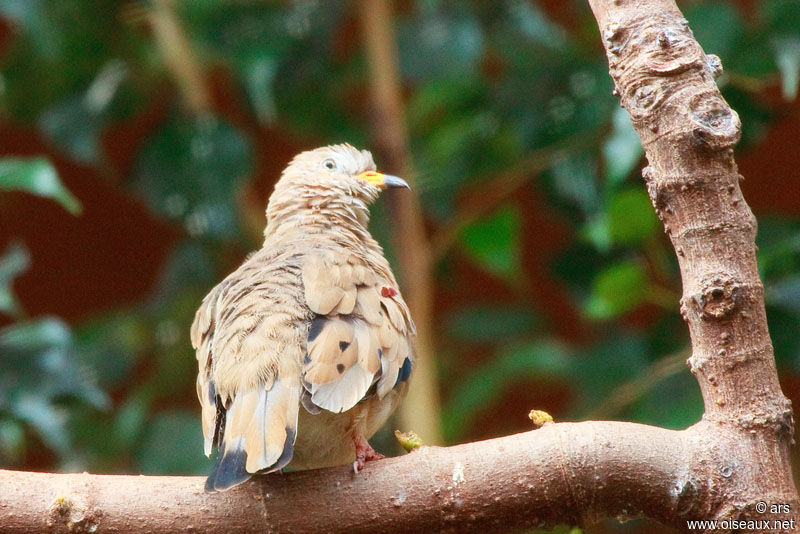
<box><xmin>445</xmin><ymin>305</ymin><xmax>538</xmax><ymax>343</ymax></box>
<box><xmin>137</xmin><ymin>411</ymin><xmax>209</xmax><ymax>475</ymax></box>
<box><xmin>0</xmin><ymin>157</ymin><xmax>81</xmax><ymax>214</ymax></box>
<box><xmin>606</xmin><ymin>189</ymin><xmax>659</xmax><ymax>246</ymax></box>
<box><xmin>459</xmin><ymin>205</ymin><xmax>521</xmax><ymax>282</ymax></box>
<box><xmin>0</xmin><ymin>242</ymin><xmax>29</xmax><ymax>318</ymax></box>
<box><xmin>603</xmin><ymin>107</ymin><xmax>643</xmax><ymax>187</ymax></box>
<box><xmin>0</xmin><ymin>318</ymin><xmax>108</xmax><ymax>466</ymax></box>
<box><xmin>131</xmin><ymin>114</ymin><xmax>252</xmax><ymax>240</ymax></box>
<box><xmin>585</xmin><ymin>260</ymin><xmax>649</xmax><ymax>319</ymax></box>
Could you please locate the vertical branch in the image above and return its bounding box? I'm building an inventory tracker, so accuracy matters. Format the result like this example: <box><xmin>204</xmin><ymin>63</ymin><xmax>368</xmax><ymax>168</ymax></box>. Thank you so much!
<box><xmin>149</xmin><ymin>0</ymin><xmax>211</xmax><ymax>114</ymax></box>
<box><xmin>359</xmin><ymin>0</ymin><xmax>443</xmax><ymax>444</ymax></box>
<box><xmin>587</xmin><ymin>0</ymin><xmax>798</xmax><ymax>521</ymax></box>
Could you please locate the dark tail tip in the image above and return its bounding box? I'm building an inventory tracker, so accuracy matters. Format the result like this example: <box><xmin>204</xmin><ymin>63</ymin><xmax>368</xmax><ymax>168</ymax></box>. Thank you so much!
<box><xmin>205</xmin><ymin>447</ymin><xmax>250</xmax><ymax>492</ymax></box>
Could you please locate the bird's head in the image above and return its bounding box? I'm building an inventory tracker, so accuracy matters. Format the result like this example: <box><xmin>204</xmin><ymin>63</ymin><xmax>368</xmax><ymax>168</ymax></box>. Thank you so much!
<box><xmin>281</xmin><ymin>143</ymin><xmax>408</xmax><ymax>199</ymax></box>
<box><xmin>266</xmin><ymin>144</ymin><xmax>410</xmax><ymax>231</ymax></box>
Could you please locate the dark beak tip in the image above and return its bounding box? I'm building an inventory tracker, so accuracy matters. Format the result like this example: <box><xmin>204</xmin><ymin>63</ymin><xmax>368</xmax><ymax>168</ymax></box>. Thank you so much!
<box><xmin>383</xmin><ymin>174</ymin><xmax>411</xmax><ymax>190</ymax></box>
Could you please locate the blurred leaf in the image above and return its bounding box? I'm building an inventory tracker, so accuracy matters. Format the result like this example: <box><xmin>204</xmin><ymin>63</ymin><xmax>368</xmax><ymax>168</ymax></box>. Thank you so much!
<box><xmin>586</xmin><ymin>260</ymin><xmax>649</xmax><ymax>319</ymax></box>
<box><xmin>443</xmin><ymin>340</ymin><xmax>572</xmax><ymax>440</ymax></box>
<box><xmin>772</xmin><ymin>37</ymin><xmax>800</xmax><ymax>100</ymax></box>
<box><xmin>0</xmin><ymin>0</ymin><xmax>144</xmax><ymax>123</ymax></box>
<box><xmin>765</xmin><ymin>306</ymin><xmax>800</xmax><ymax>369</ymax></box>
<box><xmin>242</xmin><ymin>56</ymin><xmax>279</xmax><ymax>123</ymax></box>
<box><xmin>114</xmin><ymin>390</ymin><xmax>152</xmax><ymax>450</ymax></box>
<box><xmin>766</xmin><ymin>276</ymin><xmax>800</xmax><ymax>316</ymax></box>
<box><xmin>582</xmin><ymin>213</ymin><xmax>611</xmax><ymax>253</ymax></box>
<box><xmin>762</xmin><ymin>0</ymin><xmax>800</xmax><ymax>37</ymax></box>
<box><xmin>130</xmin><ymin>114</ymin><xmax>252</xmax><ymax>240</ymax></box>
<box><xmin>633</xmin><ymin>372</ymin><xmax>703</xmax><ymax>429</ymax></box>
<box><xmin>684</xmin><ymin>2</ymin><xmax>743</xmax><ymax>60</ymax></box>
<box><xmin>0</xmin><ymin>318</ymin><xmax>109</xmax><ymax>409</ymax></box>
<box><xmin>505</xmin><ymin>0</ymin><xmax>566</xmax><ymax>50</ymax></box>
<box><xmin>572</xmin><ymin>334</ymin><xmax>650</xmax><ymax>414</ymax></box>
<box><xmin>38</xmin><ymin>59</ymin><xmax>128</xmax><ymax>162</ymax></box>
<box><xmin>460</xmin><ymin>205</ymin><xmax>521</xmax><ymax>281</ymax></box>
<box><xmin>73</xmin><ymin>313</ymin><xmax>145</xmax><ymax>389</ymax></box>
<box><xmin>136</xmin><ymin>410</ymin><xmax>209</xmax><ymax>475</ymax></box>
<box><xmin>549</xmin><ymin>151</ymin><xmax>600</xmax><ymax>215</ymax></box>
<box><xmin>0</xmin><ymin>241</ymin><xmax>30</xmax><ymax>318</ymax></box>
<box><xmin>0</xmin><ymin>418</ymin><xmax>25</xmax><ymax>464</ymax></box>
<box><xmin>445</xmin><ymin>305</ymin><xmax>538</xmax><ymax>342</ymax></box>
<box><xmin>721</xmin><ymin>87</ymin><xmax>773</xmax><ymax>147</ymax></box>
<box><xmin>757</xmin><ymin>218</ymin><xmax>800</xmax><ymax>280</ymax></box>
<box><xmin>148</xmin><ymin>240</ymin><xmax>216</xmax><ymax>307</ymax></box>
<box><xmin>407</xmin><ymin>74</ymin><xmax>484</xmax><ymax>131</ymax></box>
<box><xmin>397</xmin><ymin>6</ymin><xmax>483</xmax><ymax>81</ymax></box>
<box><xmin>0</xmin><ymin>157</ymin><xmax>81</xmax><ymax>214</ymax></box>
<box><xmin>0</xmin><ymin>317</ymin><xmax>109</xmax><ymax>460</ymax></box>
<box><xmin>603</xmin><ymin>107</ymin><xmax>643</xmax><ymax>187</ymax></box>
<box><xmin>607</xmin><ymin>189</ymin><xmax>659</xmax><ymax>246</ymax></box>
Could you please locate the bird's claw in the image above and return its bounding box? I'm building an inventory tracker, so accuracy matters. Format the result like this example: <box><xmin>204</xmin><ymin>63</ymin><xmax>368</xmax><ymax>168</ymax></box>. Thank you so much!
<box><xmin>352</xmin><ymin>435</ymin><xmax>385</xmax><ymax>473</ymax></box>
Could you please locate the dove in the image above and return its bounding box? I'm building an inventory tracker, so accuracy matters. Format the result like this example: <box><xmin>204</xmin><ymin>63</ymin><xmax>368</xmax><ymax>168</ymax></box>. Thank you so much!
<box><xmin>191</xmin><ymin>144</ymin><xmax>415</xmax><ymax>492</ymax></box>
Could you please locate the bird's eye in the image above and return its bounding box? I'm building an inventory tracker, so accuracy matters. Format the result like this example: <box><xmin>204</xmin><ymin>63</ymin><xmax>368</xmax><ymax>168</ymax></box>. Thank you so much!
<box><xmin>323</xmin><ymin>159</ymin><xmax>336</xmax><ymax>171</ymax></box>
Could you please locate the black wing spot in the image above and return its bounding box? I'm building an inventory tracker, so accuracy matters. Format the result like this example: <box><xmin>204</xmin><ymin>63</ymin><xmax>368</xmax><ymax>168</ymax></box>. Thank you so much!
<box><xmin>339</xmin><ymin>340</ymin><xmax>350</xmax><ymax>352</ymax></box>
<box><xmin>308</xmin><ymin>317</ymin><xmax>325</xmax><ymax>342</ymax></box>
<box><xmin>337</xmin><ymin>364</ymin><xmax>345</xmax><ymax>373</ymax></box>
<box><xmin>395</xmin><ymin>357</ymin><xmax>413</xmax><ymax>385</ymax></box>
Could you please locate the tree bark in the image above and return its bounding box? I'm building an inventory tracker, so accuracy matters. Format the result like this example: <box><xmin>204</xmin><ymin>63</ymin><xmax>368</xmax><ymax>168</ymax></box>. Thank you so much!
<box><xmin>589</xmin><ymin>0</ymin><xmax>798</xmax><ymax>523</ymax></box>
<box><xmin>1</xmin><ymin>1</ymin><xmax>797</xmax><ymax>532</ymax></box>
<box><xmin>0</xmin><ymin>422</ymin><xmax>695</xmax><ymax>533</ymax></box>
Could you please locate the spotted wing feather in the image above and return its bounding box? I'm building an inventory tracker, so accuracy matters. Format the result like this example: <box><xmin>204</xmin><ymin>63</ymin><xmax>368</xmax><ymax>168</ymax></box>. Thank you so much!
<box><xmin>301</xmin><ymin>249</ymin><xmax>415</xmax><ymax>414</ymax></box>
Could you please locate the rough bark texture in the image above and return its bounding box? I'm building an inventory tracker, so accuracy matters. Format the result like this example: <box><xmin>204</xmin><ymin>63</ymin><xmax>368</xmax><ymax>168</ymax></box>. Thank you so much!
<box><xmin>0</xmin><ymin>1</ymin><xmax>797</xmax><ymax>532</ymax></box>
<box><xmin>0</xmin><ymin>423</ymin><xmax>691</xmax><ymax>533</ymax></box>
<box><xmin>588</xmin><ymin>0</ymin><xmax>798</xmax><ymax>527</ymax></box>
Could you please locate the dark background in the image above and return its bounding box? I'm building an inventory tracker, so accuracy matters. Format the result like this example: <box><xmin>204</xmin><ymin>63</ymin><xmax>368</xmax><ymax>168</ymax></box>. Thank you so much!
<box><xmin>0</xmin><ymin>1</ymin><xmax>798</xmax><ymax>532</ymax></box>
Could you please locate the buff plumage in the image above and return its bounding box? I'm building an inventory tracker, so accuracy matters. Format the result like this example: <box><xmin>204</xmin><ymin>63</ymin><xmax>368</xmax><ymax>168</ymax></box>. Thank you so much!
<box><xmin>191</xmin><ymin>144</ymin><xmax>415</xmax><ymax>491</ymax></box>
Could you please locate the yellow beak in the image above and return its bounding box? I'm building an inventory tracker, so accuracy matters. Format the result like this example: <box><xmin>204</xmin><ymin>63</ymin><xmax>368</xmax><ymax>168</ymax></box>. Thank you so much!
<box><xmin>357</xmin><ymin>170</ymin><xmax>411</xmax><ymax>190</ymax></box>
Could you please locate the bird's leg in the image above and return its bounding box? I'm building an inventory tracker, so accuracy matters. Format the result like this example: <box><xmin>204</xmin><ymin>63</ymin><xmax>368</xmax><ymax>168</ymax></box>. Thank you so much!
<box><xmin>352</xmin><ymin>434</ymin><xmax>385</xmax><ymax>472</ymax></box>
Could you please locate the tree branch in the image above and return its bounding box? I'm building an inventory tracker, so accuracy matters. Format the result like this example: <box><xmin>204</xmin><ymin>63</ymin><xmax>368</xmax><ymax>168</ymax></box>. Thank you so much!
<box><xmin>1</xmin><ymin>422</ymin><xmax>694</xmax><ymax>533</ymax></box>
<box><xmin>149</xmin><ymin>0</ymin><xmax>211</xmax><ymax>114</ymax></box>
<box><xmin>587</xmin><ymin>0</ymin><xmax>798</xmax><ymax>524</ymax></box>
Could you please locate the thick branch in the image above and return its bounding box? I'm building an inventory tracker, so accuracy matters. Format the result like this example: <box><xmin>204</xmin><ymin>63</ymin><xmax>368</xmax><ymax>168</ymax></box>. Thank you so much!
<box><xmin>1</xmin><ymin>422</ymin><xmax>696</xmax><ymax>533</ymax></box>
<box><xmin>588</xmin><ymin>0</ymin><xmax>798</xmax><ymax>525</ymax></box>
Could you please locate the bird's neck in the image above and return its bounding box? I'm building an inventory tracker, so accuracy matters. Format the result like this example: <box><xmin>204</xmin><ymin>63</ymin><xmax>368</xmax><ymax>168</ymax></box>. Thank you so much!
<box><xmin>263</xmin><ymin>195</ymin><xmax>372</xmax><ymax>243</ymax></box>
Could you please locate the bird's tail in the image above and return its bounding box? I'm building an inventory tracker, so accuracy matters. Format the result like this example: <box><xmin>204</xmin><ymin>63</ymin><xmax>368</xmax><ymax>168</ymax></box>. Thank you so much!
<box><xmin>205</xmin><ymin>378</ymin><xmax>300</xmax><ymax>492</ymax></box>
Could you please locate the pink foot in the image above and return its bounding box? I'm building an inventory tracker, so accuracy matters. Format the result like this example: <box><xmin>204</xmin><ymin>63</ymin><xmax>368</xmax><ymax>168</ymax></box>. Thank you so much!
<box><xmin>352</xmin><ymin>435</ymin><xmax>385</xmax><ymax>472</ymax></box>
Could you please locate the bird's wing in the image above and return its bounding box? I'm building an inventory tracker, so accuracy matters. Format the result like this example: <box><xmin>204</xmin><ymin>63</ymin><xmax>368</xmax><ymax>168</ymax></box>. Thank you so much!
<box><xmin>300</xmin><ymin>246</ymin><xmax>415</xmax><ymax>414</ymax></box>
<box><xmin>191</xmin><ymin>247</ymin><xmax>307</xmax><ymax>492</ymax></box>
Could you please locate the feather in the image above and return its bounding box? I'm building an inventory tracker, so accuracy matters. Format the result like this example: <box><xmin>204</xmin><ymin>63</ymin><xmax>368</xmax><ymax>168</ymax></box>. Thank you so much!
<box><xmin>304</xmin><ymin>318</ymin><xmax>358</xmax><ymax>385</ymax></box>
<box><xmin>309</xmin><ymin>363</ymin><xmax>375</xmax><ymax>413</ymax></box>
<box><xmin>354</xmin><ymin>286</ymin><xmax>383</xmax><ymax>325</ymax></box>
<box><xmin>196</xmin><ymin>376</ymin><xmax>217</xmax><ymax>456</ymax></box>
<box><xmin>205</xmin><ymin>379</ymin><xmax>300</xmax><ymax>492</ymax></box>
<box><xmin>354</xmin><ymin>320</ymin><xmax>381</xmax><ymax>374</ymax></box>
